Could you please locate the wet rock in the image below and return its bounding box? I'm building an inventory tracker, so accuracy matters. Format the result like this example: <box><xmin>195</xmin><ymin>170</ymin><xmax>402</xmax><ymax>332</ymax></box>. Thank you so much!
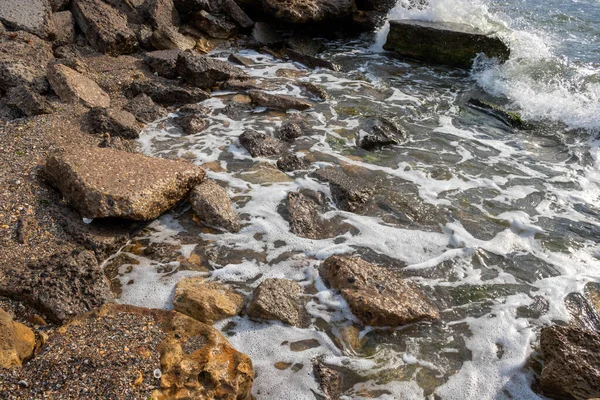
<box><xmin>228</xmin><ymin>53</ymin><xmax>255</xmax><ymax>67</ymax></box>
<box><xmin>47</xmin><ymin>64</ymin><xmax>111</xmax><ymax>108</ymax></box>
<box><xmin>50</xmin><ymin>11</ymin><xmax>76</xmax><ymax>46</ymax></box>
<box><xmin>128</xmin><ymin>78</ymin><xmax>210</xmax><ymax>106</ymax></box>
<box><xmin>72</xmin><ymin>0</ymin><xmax>138</xmax><ymax>56</ymax></box>
<box><xmin>190</xmin><ymin>179</ymin><xmax>241</xmax><ymax>232</ymax></box>
<box><xmin>287</xmin><ymin>191</ymin><xmax>332</xmax><ymax>239</ymax></box>
<box><xmin>320</xmin><ymin>255</ymin><xmax>440</xmax><ymax>326</ymax></box>
<box><xmin>176</xmin><ymin>51</ymin><xmax>248</xmax><ymax>89</ymax></box>
<box><xmin>284</xmin><ymin>49</ymin><xmax>340</xmax><ymax>71</ymax></box>
<box><xmin>87</xmin><ymin>107</ymin><xmax>141</xmax><ymax>139</ymax></box>
<box><xmin>277</xmin><ymin>154</ymin><xmax>306</xmax><ymax>172</ymax></box>
<box><xmin>248</xmin><ymin>90</ymin><xmax>312</xmax><ymax>111</ymax></box>
<box><xmin>221</xmin><ymin>0</ymin><xmax>254</xmax><ymax>28</ymax></box>
<box><xmin>124</xmin><ymin>94</ymin><xmax>169</xmax><ymax>124</ymax></box>
<box><xmin>6</xmin><ymin>86</ymin><xmax>53</xmax><ymax>117</ymax></box>
<box><xmin>178</xmin><ymin>102</ymin><xmax>211</xmax><ymax>116</ymax></box>
<box><xmin>539</xmin><ymin>325</ymin><xmax>600</xmax><ymax>400</ymax></box>
<box><xmin>221</xmin><ymin>78</ymin><xmax>263</xmax><ymax>91</ymax></box>
<box><xmin>355</xmin><ymin>0</ymin><xmax>397</xmax><ymax>12</ymax></box>
<box><xmin>0</xmin><ymin>308</ymin><xmax>35</xmax><ymax>368</ymax></box>
<box><xmin>150</xmin><ymin>26</ymin><xmax>197</xmax><ymax>51</ymax></box>
<box><xmin>314</xmin><ymin>167</ymin><xmax>374</xmax><ymax>212</ymax></box>
<box><xmin>313</xmin><ymin>359</ymin><xmax>343</xmax><ymax>400</ymax></box>
<box><xmin>261</xmin><ymin>0</ymin><xmax>355</xmax><ymax>23</ymax></box>
<box><xmin>237</xmin><ymin>162</ymin><xmax>292</xmax><ymax>184</ymax></box>
<box><xmin>0</xmin><ymin>31</ymin><xmax>53</xmax><ymax>93</ymax></box>
<box><xmin>247</xmin><ymin>278</ymin><xmax>309</xmax><ymax>327</ymax></box>
<box><xmin>276</xmin><ymin>121</ymin><xmax>303</xmax><ymax>142</ymax></box>
<box><xmin>352</xmin><ymin>10</ymin><xmax>386</xmax><ymax>31</ymax></box>
<box><xmin>0</xmin><ymin>0</ymin><xmax>53</xmax><ymax>39</ymax></box>
<box><xmin>384</xmin><ymin>20</ymin><xmax>510</xmax><ymax>69</ymax></box>
<box><xmin>145</xmin><ymin>49</ymin><xmax>183</xmax><ymax>79</ymax></box>
<box><xmin>174</xmin><ymin>278</ymin><xmax>244</xmax><ymax>324</ymax></box>
<box><xmin>176</xmin><ymin>114</ymin><xmax>207</xmax><ymax>135</ymax></box>
<box><xmin>467</xmin><ymin>98</ymin><xmax>527</xmax><ymax>129</ymax></box>
<box><xmin>218</xmin><ymin>101</ymin><xmax>253</xmax><ymax>120</ymax></box>
<box><xmin>239</xmin><ymin>129</ymin><xmax>284</xmax><ymax>157</ymax></box>
<box><xmin>44</xmin><ymin>145</ymin><xmax>205</xmax><ymax>220</ymax></box>
<box><xmin>359</xmin><ymin>117</ymin><xmax>407</xmax><ymax>150</ymax></box>
<box><xmin>299</xmin><ymin>81</ymin><xmax>328</xmax><ymax>100</ymax></box>
<box><xmin>250</xmin><ymin>22</ymin><xmax>283</xmax><ymax>47</ymax></box>
<box><xmin>0</xmin><ymin>304</ymin><xmax>254</xmax><ymax>399</ymax></box>
<box><xmin>193</xmin><ymin>10</ymin><xmax>237</xmax><ymax>39</ymax></box>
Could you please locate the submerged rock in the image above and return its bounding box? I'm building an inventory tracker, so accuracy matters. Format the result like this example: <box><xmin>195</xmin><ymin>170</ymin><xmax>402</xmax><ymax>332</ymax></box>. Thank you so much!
<box><xmin>47</xmin><ymin>64</ymin><xmax>111</xmax><ymax>108</ymax></box>
<box><xmin>44</xmin><ymin>146</ymin><xmax>205</xmax><ymax>220</ymax></box>
<box><xmin>190</xmin><ymin>179</ymin><xmax>241</xmax><ymax>232</ymax></box>
<box><xmin>314</xmin><ymin>167</ymin><xmax>374</xmax><ymax>212</ymax></box>
<box><xmin>319</xmin><ymin>255</ymin><xmax>440</xmax><ymax>326</ymax></box>
<box><xmin>176</xmin><ymin>51</ymin><xmax>248</xmax><ymax>89</ymax></box>
<box><xmin>467</xmin><ymin>98</ymin><xmax>528</xmax><ymax>129</ymax></box>
<box><xmin>299</xmin><ymin>81</ymin><xmax>328</xmax><ymax>100</ymax></box>
<box><xmin>247</xmin><ymin>278</ymin><xmax>309</xmax><ymax>327</ymax></box>
<box><xmin>239</xmin><ymin>129</ymin><xmax>284</xmax><ymax>157</ymax></box>
<box><xmin>0</xmin><ymin>308</ymin><xmax>35</xmax><ymax>368</ymax></box>
<box><xmin>87</xmin><ymin>107</ymin><xmax>141</xmax><ymax>139</ymax></box>
<box><xmin>174</xmin><ymin>278</ymin><xmax>244</xmax><ymax>324</ymax></box>
<box><xmin>539</xmin><ymin>325</ymin><xmax>600</xmax><ymax>400</ymax></box>
<box><xmin>384</xmin><ymin>20</ymin><xmax>510</xmax><ymax>69</ymax></box>
<box><xmin>124</xmin><ymin>94</ymin><xmax>169</xmax><ymax>124</ymax></box>
<box><xmin>359</xmin><ymin>116</ymin><xmax>407</xmax><ymax>150</ymax></box>
<box><xmin>248</xmin><ymin>90</ymin><xmax>312</xmax><ymax>111</ymax></box>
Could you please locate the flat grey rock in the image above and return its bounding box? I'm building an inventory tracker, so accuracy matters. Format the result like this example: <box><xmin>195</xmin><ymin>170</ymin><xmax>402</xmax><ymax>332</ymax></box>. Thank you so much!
<box><xmin>0</xmin><ymin>0</ymin><xmax>53</xmax><ymax>39</ymax></box>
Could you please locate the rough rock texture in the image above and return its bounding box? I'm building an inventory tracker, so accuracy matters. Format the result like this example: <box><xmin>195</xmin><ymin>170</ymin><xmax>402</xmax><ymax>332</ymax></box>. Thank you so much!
<box><xmin>239</xmin><ymin>129</ymin><xmax>284</xmax><ymax>157</ymax></box>
<box><xmin>0</xmin><ymin>308</ymin><xmax>35</xmax><ymax>368</ymax></box>
<box><xmin>228</xmin><ymin>53</ymin><xmax>255</xmax><ymax>67</ymax></box>
<box><xmin>287</xmin><ymin>191</ymin><xmax>333</xmax><ymax>239</ymax></box>
<box><xmin>147</xmin><ymin>0</ymin><xmax>181</xmax><ymax>28</ymax></box>
<box><xmin>124</xmin><ymin>94</ymin><xmax>169</xmax><ymax>123</ymax></box>
<box><xmin>0</xmin><ymin>304</ymin><xmax>254</xmax><ymax>400</ymax></box>
<box><xmin>299</xmin><ymin>81</ymin><xmax>328</xmax><ymax>100</ymax></box>
<box><xmin>539</xmin><ymin>325</ymin><xmax>600</xmax><ymax>400</ymax></box>
<box><xmin>129</xmin><ymin>78</ymin><xmax>210</xmax><ymax>106</ymax></box>
<box><xmin>6</xmin><ymin>86</ymin><xmax>53</xmax><ymax>117</ymax></box>
<box><xmin>0</xmin><ymin>0</ymin><xmax>54</xmax><ymax>39</ymax></box>
<box><xmin>260</xmin><ymin>0</ymin><xmax>355</xmax><ymax>23</ymax></box>
<box><xmin>284</xmin><ymin>49</ymin><xmax>340</xmax><ymax>71</ymax></box>
<box><xmin>359</xmin><ymin>116</ymin><xmax>407</xmax><ymax>150</ymax></box>
<box><xmin>248</xmin><ymin>90</ymin><xmax>312</xmax><ymax>111</ymax></box>
<box><xmin>150</xmin><ymin>26</ymin><xmax>196</xmax><ymax>51</ymax></box>
<box><xmin>72</xmin><ymin>0</ymin><xmax>138</xmax><ymax>56</ymax></box>
<box><xmin>50</xmin><ymin>10</ymin><xmax>76</xmax><ymax>46</ymax></box>
<box><xmin>174</xmin><ymin>278</ymin><xmax>244</xmax><ymax>324</ymax></box>
<box><xmin>247</xmin><ymin>278</ymin><xmax>309</xmax><ymax>327</ymax></box>
<box><xmin>193</xmin><ymin>10</ymin><xmax>238</xmax><ymax>39</ymax></box>
<box><xmin>87</xmin><ymin>107</ymin><xmax>141</xmax><ymax>139</ymax></box>
<box><xmin>190</xmin><ymin>179</ymin><xmax>241</xmax><ymax>232</ymax></box>
<box><xmin>277</xmin><ymin>121</ymin><xmax>303</xmax><ymax>142</ymax></box>
<box><xmin>0</xmin><ymin>31</ymin><xmax>53</xmax><ymax>93</ymax></box>
<box><xmin>145</xmin><ymin>49</ymin><xmax>183</xmax><ymax>78</ymax></box>
<box><xmin>176</xmin><ymin>51</ymin><xmax>248</xmax><ymax>89</ymax></box>
<box><xmin>277</xmin><ymin>154</ymin><xmax>306</xmax><ymax>172</ymax></box>
<box><xmin>44</xmin><ymin>145</ymin><xmax>205</xmax><ymax>220</ymax></box>
<box><xmin>314</xmin><ymin>167</ymin><xmax>374</xmax><ymax>212</ymax></box>
<box><xmin>221</xmin><ymin>0</ymin><xmax>254</xmax><ymax>28</ymax></box>
<box><xmin>320</xmin><ymin>255</ymin><xmax>440</xmax><ymax>326</ymax></box>
<box><xmin>47</xmin><ymin>63</ymin><xmax>111</xmax><ymax>108</ymax></box>
<box><xmin>251</xmin><ymin>22</ymin><xmax>283</xmax><ymax>47</ymax></box>
<box><xmin>352</xmin><ymin>10</ymin><xmax>386</xmax><ymax>31</ymax></box>
<box><xmin>384</xmin><ymin>20</ymin><xmax>510</xmax><ymax>69</ymax></box>
<box><xmin>177</xmin><ymin>114</ymin><xmax>207</xmax><ymax>135</ymax></box>
<box><xmin>467</xmin><ymin>98</ymin><xmax>527</xmax><ymax>129</ymax></box>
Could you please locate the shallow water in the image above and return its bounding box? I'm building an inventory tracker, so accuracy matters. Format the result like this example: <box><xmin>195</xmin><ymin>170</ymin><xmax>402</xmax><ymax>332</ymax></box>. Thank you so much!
<box><xmin>107</xmin><ymin>0</ymin><xmax>600</xmax><ymax>398</ymax></box>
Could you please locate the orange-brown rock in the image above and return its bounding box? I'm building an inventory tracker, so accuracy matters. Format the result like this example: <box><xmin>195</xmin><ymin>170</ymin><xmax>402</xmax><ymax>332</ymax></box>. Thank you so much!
<box><xmin>173</xmin><ymin>278</ymin><xmax>244</xmax><ymax>324</ymax></box>
<box><xmin>0</xmin><ymin>308</ymin><xmax>35</xmax><ymax>368</ymax></box>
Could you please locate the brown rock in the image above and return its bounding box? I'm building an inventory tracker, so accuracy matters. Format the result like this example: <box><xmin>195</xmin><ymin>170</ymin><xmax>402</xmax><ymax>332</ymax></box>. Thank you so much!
<box><xmin>319</xmin><ymin>255</ymin><xmax>439</xmax><ymax>326</ymax></box>
<box><xmin>0</xmin><ymin>308</ymin><xmax>35</xmax><ymax>368</ymax></box>
<box><xmin>145</xmin><ymin>49</ymin><xmax>184</xmax><ymax>79</ymax></box>
<box><xmin>314</xmin><ymin>167</ymin><xmax>373</xmax><ymax>212</ymax></box>
<box><xmin>128</xmin><ymin>78</ymin><xmax>210</xmax><ymax>106</ymax></box>
<box><xmin>6</xmin><ymin>85</ymin><xmax>53</xmax><ymax>117</ymax></box>
<box><xmin>239</xmin><ymin>128</ymin><xmax>284</xmax><ymax>158</ymax></box>
<box><xmin>47</xmin><ymin>64</ymin><xmax>111</xmax><ymax>108</ymax></box>
<box><xmin>72</xmin><ymin>0</ymin><xmax>138</xmax><ymax>56</ymax></box>
<box><xmin>193</xmin><ymin>10</ymin><xmax>238</xmax><ymax>39</ymax></box>
<box><xmin>248</xmin><ymin>89</ymin><xmax>312</xmax><ymax>111</ymax></box>
<box><xmin>276</xmin><ymin>121</ymin><xmax>303</xmax><ymax>142</ymax></box>
<box><xmin>87</xmin><ymin>107</ymin><xmax>141</xmax><ymax>139</ymax></box>
<box><xmin>50</xmin><ymin>10</ymin><xmax>76</xmax><ymax>46</ymax></box>
<box><xmin>287</xmin><ymin>191</ymin><xmax>332</xmax><ymax>239</ymax></box>
<box><xmin>173</xmin><ymin>278</ymin><xmax>244</xmax><ymax>323</ymax></box>
<box><xmin>299</xmin><ymin>81</ymin><xmax>328</xmax><ymax>100</ymax></box>
<box><xmin>190</xmin><ymin>179</ymin><xmax>241</xmax><ymax>232</ymax></box>
<box><xmin>277</xmin><ymin>154</ymin><xmax>306</xmax><ymax>172</ymax></box>
<box><xmin>124</xmin><ymin>94</ymin><xmax>169</xmax><ymax>124</ymax></box>
<box><xmin>260</xmin><ymin>0</ymin><xmax>355</xmax><ymax>23</ymax></box>
<box><xmin>150</xmin><ymin>26</ymin><xmax>197</xmax><ymax>51</ymax></box>
<box><xmin>221</xmin><ymin>0</ymin><xmax>254</xmax><ymax>28</ymax></box>
<box><xmin>0</xmin><ymin>31</ymin><xmax>53</xmax><ymax>93</ymax></box>
<box><xmin>247</xmin><ymin>278</ymin><xmax>309</xmax><ymax>327</ymax></box>
<box><xmin>177</xmin><ymin>114</ymin><xmax>207</xmax><ymax>135</ymax></box>
<box><xmin>539</xmin><ymin>325</ymin><xmax>600</xmax><ymax>399</ymax></box>
<box><xmin>0</xmin><ymin>0</ymin><xmax>54</xmax><ymax>39</ymax></box>
<box><xmin>176</xmin><ymin>51</ymin><xmax>248</xmax><ymax>89</ymax></box>
<box><xmin>44</xmin><ymin>146</ymin><xmax>205</xmax><ymax>220</ymax></box>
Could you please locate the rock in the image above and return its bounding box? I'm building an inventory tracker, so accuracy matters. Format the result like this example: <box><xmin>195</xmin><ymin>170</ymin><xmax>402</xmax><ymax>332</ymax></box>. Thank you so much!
<box><xmin>47</xmin><ymin>63</ymin><xmax>111</xmax><ymax>108</ymax></box>
<box><xmin>190</xmin><ymin>179</ymin><xmax>240</xmax><ymax>232</ymax></box>
<box><xmin>260</xmin><ymin>0</ymin><xmax>355</xmax><ymax>23</ymax></box>
<box><xmin>145</xmin><ymin>49</ymin><xmax>183</xmax><ymax>79</ymax></box>
<box><xmin>177</xmin><ymin>114</ymin><xmax>207</xmax><ymax>135</ymax></box>
<box><xmin>299</xmin><ymin>81</ymin><xmax>328</xmax><ymax>100</ymax></box>
<box><xmin>0</xmin><ymin>304</ymin><xmax>254</xmax><ymax>399</ymax></box>
<box><xmin>284</xmin><ymin>49</ymin><xmax>340</xmax><ymax>71</ymax></box>
<box><xmin>178</xmin><ymin>103</ymin><xmax>211</xmax><ymax>116</ymax></box>
<box><xmin>239</xmin><ymin>129</ymin><xmax>284</xmax><ymax>157</ymax></box>
<box><xmin>147</xmin><ymin>0</ymin><xmax>181</xmax><ymax>28</ymax></box>
<box><xmin>228</xmin><ymin>53</ymin><xmax>255</xmax><ymax>67</ymax></box>
<box><xmin>128</xmin><ymin>78</ymin><xmax>210</xmax><ymax>106</ymax></box>
<box><xmin>287</xmin><ymin>191</ymin><xmax>332</xmax><ymax>239</ymax></box>
<box><xmin>352</xmin><ymin>10</ymin><xmax>386</xmax><ymax>31</ymax></box>
<box><xmin>173</xmin><ymin>0</ymin><xmax>214</xmax><ymax>16</ymax></box>
<box><xmin>87</xmin><ymin>107</ymin><xmax>141</xmax><ymax>139</ymax></box>
<box><xmin>193</xmin><ymin>10</ymin><xmax>238</xmax><ymax>39</ymax></box>
<box><xmin>250</xmin><ymin>22</ymin><xmax>283</xmax><ymax>47</ymax></box>
<box><xmin>0</xmin><ymin>31</ymin><xmax>53</xmax><ymax>93</ymax></box>
<box><xmin>384</xmin><ymin>20</ymin><xmax>510</xmax><ymax>69</ymax></box>
<box><xmin>50</xmin><ymin>10</ymin><xmax>76</xmax><ymax>46</ymax></box>
<box><xmin>0</xmin><ymin>0</ymin><xmax>54</xmax><ymax>39</ymax></box>
<box><xmin>237</xmin><ymin>162</ymin><xmax>292</xmax><ymax>184</ymax></box>
<box><xmin>314</xmin><ymin>167</ymin><xmax>374</xmax><ymax>212</ymax></box>
<box><xmin>124</xmin><ymin>94</ymin><xmax>169</xmax><ymax>124</ymax></box>
<box><xmin>277</xmin><ymin>154</ymin><xmax>306</xmax><ymax>172</ymax></box>
<box><xmin>355</xmin><ymin>0</ymin><xmax>397</xmax><ymax>12</ymax></box>
<box><xmin>150</xmin><ymin>26</ymin><xmax>197</xmax><ymax>51</ymax></box>
<box><xmin>44</xmin><ymin>145</ymin><xmax>205</xmax><ymax>220</ymax></box>
<box><xmin>50</xmin><ymin>0</ymin><xmax>71</xmax><ymax>11</ymax></box>
<box><xmin>72</xmin><ymin>0</ymin><xmax>138</xmax><ymax>56</ymax></box>
<box><xmin>174</xmin><ymin>278</ymin><xmax>244</xmax><ymax>323</ymax></box>
<box><xmin>176</xmin><ymin>51</ymin><xmax>248</xmax><ymax>89</ymax></box>
<box><xmin>320</xmin><ymin>255</ymin><xmax>440</xmax><ymax>326</ymax></box>
<box><xmin>248</xmin><ymin>90</ymin><xmax>312</xmax><ymax>111</ymax></box>
<box><xmin>286</xmin><ymin>34</ymin><xmax>324</xmax><ymax>56</ymax></box>
<box><xmin>359</xmin><ymin>116</ymin><xmax>407</xmax><ymax>150</ymax></box>
<box><xmin>6</xmin><ymin>86</ymin><xmax>53</xmax><ymax>117</ymax></box>
<box><xmin>98</xmin><ymin>134</ymin><xmax>140</xmax><ymax>153</ymax></box>
<box><xmin>0</xmin><ymin>308</ymin><xmax>35</xmax><ymax>368</ymax></box>
<box><xmin>466</xmin><ymin>98</ymin><xmax>527</xmax><ymax>129</ymax></box>
<box><xmin>16</xmin><ymin>214</ymin><xmax>40</xmax><ymax>245</ymax></box>
<box><xmin>221</xmin><ymin>0</ymin><xmax>254</xmax><ymax>28</ymax></box>
<box><xmin>247</xmin><ymin>278</ymin><xmax>309</xmax><ymax>327</ymax></box>
<box><xmin>313</xmin><ymin>359</ymin><xmax>343</xmax><ymax>400</ymax></box>
<box><xmin>539</xmin><ymin>325</ymin><xmax>600</xmax><ymax>400</ymax></box>
<box><xmin>276</xmin><ymin>121</ymin><xmax>303</xmax><ymax>142</ymax></box>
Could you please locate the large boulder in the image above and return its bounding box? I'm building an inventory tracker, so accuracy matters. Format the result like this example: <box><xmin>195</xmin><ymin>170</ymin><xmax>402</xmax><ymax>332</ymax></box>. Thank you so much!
<box><xmin>0</xmin><ymin>0</ymin><xmax>54</xmax><ymax>39</ymax></box>
<box><xmin>72</xmin><ymin>0</ymin><xmax>138</xmax><ymax>56</ymax></box>
<box><xmin>260</xmin><ymin>0</ymin><xmax>355</xmax><ymax>23</ymax></box>
<box><xmin>0</xmin><ymin>31</ymin><xmax>53</xmax><ymax>93</ymax></box>
<box><xmin>150</xmin><ymin>26</ymin><xmax>197</xmax><ymax>51</ymax></box>
<box><xmin>44</xmin><ymin>146</ymin><xmax>205</xmax><ymax>220</ymax></box>
<box><xmin>176</xmin><ymin>51</ymin><xmax>248</xmax><ymax>89</ymax></box>
<box><xmin>0</xmin><ymin>308</ymin><xmax>35</xmax><ymax>368</ymax></box>
<box><xmin>539</xmin><ymin>325</ymin><xmax>600</xmax><ymax>399</ymax></box>
<box><xmin>190</xmin><ymin>179</ymin><xmax>241</xmax><ymax>232</ymax></box>
<box><xmin>247</xmin><ymin>278</ymin><xmax>309</xmax><ymax>327</ymax></box>
<box><xmin>384</xmin><ymin>20</ymin><xmax>510</xmax><ymax>69</ymax></box>
<box><xmin>319</xmin><ymin>255</ymin><xmax>440</xmax><ymax>326</ymax></box>
<box><xmin>174</xmin><ymin>278</ymin><xmax>244</xmax><ymax>324</ymax></box>
<box><xmin>0</xmin><ymin>304</ymin><xmax>254</xmax><ymax>399</ymax></box>
<box><xmin>248</xmin><ymin>90</ymin><xmax>313</xmax><ymax>111</ymax></box>
<box><xmin>47</xmin><ymin>64</ymin><xmax>111</xmax><ymax>108</ymax></box>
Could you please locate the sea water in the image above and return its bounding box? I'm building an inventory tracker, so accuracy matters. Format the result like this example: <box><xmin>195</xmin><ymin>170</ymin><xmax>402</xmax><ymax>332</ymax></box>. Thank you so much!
<box><xmin>108</xmin><ymin>0</ymin><xmax>600</xmax><ymax>398</ymax></box>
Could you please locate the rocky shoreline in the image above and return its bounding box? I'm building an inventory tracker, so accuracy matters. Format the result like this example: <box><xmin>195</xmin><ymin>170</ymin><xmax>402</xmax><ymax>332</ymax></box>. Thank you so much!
<box><xmin>0</xmin><ymin>0</ymin><xmax>599</xmax><ymax>399</ymax></box>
